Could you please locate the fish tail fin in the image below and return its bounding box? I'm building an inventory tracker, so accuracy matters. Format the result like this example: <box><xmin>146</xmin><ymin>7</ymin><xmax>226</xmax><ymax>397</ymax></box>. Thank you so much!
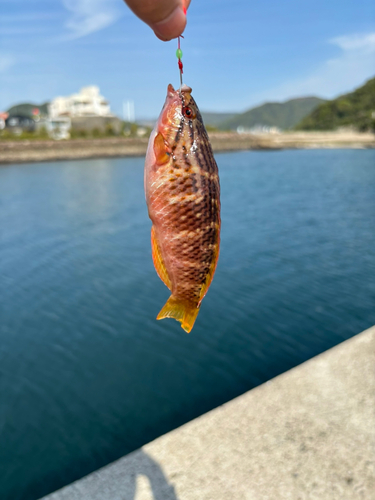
<box><xmin>157</xmin><ymin>296</ymin><xmax>200</xmax><ymax>333</ymax></box>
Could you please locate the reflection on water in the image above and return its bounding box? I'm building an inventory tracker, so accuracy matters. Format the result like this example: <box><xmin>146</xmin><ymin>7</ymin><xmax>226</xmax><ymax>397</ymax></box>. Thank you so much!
<box><xmin>1</xmin><ymin>150</ymin><xmax>375</xmax><ymax>500</ymax></box>
<box><xmin>60</xmin><ymin>159</ymin><xmax>128</xmax><ymax>224</ymax></box>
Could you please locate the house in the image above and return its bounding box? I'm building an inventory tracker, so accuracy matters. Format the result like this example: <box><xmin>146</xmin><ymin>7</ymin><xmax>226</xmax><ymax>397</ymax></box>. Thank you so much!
<box><xmin>49</xmin><ymin>86</ymin><xmax>112</xmax><ymax>118</ymax></box>
<box><xmin>5</xmin><ymin>115</ymin><xmax>35</xmax><ymax>134</ymax></box>
<box><xmin>45</xmin><ymin>116</ymin><xmax>72</xmax><ymax>140</ymax></box>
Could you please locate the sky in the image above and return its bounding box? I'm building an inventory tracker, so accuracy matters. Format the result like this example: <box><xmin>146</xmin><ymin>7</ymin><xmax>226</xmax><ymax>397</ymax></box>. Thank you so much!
<box><xmin>0</xmin><ymin>0</ymin><xmax>374</xmax><ymax>119</ymax></box>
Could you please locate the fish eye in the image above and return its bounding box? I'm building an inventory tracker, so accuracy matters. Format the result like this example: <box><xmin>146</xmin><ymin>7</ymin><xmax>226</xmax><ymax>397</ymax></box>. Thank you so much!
<box><xmin>182</xmin><ymin>106</ymin><xmax>196</xmax><ymax>119</ymax></box>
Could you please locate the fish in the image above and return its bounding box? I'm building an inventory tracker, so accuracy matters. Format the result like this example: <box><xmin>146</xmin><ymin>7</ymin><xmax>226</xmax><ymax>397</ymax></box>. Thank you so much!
<box><xmin>144</xmin><ymin>84</ymin><xmax>221</xmax><ymax>333</ymax></box>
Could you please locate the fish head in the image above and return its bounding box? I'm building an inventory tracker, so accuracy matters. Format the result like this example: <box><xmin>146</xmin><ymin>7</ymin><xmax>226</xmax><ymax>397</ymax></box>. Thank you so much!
<box><xmin>156</xmin><ymin>83</ymin><xmax>199</xmax><ymax>146</ymax></box>
<box><xmin>144</xmin><ymin>83</ymin><xmax>205</xmax><ymax>201</ymax></box>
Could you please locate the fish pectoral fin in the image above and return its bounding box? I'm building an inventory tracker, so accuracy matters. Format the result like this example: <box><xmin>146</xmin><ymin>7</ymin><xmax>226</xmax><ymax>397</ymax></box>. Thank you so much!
<box><xmin>154</xmin><ymin>132</ymin><xmax>170</xmax><ymax>165</ymax></box>
<box><xmin>151</xmin><ymin>226</ymin><xmax>172</xmax><ymax>290</ymax></box>
<box><xmin>157</xmin><ymin>296</ymin><xmax>200</xmax><ymax>333</ymax></box>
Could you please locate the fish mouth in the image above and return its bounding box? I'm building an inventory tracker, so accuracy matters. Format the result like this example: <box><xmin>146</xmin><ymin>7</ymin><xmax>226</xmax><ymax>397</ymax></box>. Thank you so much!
<box><xmin>160</xmin><ymin>83</ymin><xmax>193</xmax><ymax>134</ymax></box>
<box><xmin>167</xmin><ymin>83</ymin><xmax>192</xmax><ymax>95</ymax></box>
<box><xmin>180</xmin><ymin>83</ymin><xmax>192</xmax><ymax>94</ymax></box>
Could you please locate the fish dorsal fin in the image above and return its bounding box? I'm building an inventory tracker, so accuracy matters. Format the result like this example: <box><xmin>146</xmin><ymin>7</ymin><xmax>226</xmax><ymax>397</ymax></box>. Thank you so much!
<box><xmin>151</xmin><ymin>226</ymin><xmax>172</xmax><ymax>290</ymax></box>
<box><xmin>154</xmin><ymin>132</ymin><xmax>170</xmax><ymax>165</ymax></box>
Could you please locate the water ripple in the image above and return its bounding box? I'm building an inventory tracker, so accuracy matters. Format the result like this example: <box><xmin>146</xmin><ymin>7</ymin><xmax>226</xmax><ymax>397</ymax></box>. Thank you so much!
<box><xmin>1</xmin><ymin>151</ymin><xmax>375</xmax><ymax>500</ymax></box>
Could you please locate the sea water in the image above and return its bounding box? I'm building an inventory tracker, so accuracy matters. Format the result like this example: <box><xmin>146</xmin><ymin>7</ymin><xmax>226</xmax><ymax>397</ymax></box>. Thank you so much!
<box><xmin>1</xmin><ymin>149</ymin><xmax>374</xmax><ymax>500</ymax></box>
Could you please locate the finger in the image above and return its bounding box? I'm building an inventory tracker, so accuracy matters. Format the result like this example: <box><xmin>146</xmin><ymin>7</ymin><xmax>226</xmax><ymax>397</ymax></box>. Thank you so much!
<box><xmin>183</xmin><ymin>0</ymin><xmax>191</xmax><ymax>13</ymax></box>
<box><xmin>124</xmin><ymin>0</ymin><xmax>190</xmax><ymax>41</ymax></box>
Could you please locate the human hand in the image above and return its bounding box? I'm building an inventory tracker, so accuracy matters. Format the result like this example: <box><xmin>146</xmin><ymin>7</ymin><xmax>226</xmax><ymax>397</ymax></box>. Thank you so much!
<box><xmin>124</xmin><ymin>0</ymin><xmax>190</xmax><ymax>41</ymax></box>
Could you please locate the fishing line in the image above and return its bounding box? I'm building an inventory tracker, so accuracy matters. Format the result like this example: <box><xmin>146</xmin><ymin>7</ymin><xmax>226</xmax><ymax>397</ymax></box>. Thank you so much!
<box><xmin>176</xmin><ymin>35</ymin><xmax>184</xmax><ymax>90</ymax></box>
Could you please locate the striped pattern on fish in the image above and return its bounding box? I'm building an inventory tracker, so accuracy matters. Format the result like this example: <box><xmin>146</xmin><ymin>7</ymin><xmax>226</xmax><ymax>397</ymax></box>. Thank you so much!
<box><xmin>144</xmin><ymin>84</ymin><xmax>220</xmax><ymax>333</ymax></box>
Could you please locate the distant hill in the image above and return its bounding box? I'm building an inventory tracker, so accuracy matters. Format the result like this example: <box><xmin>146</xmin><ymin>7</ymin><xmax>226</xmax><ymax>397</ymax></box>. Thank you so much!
<box><xmin>7</xmin><ymin>102</ymin><xmax>49</xmax><ymax>117</ymax></box>
<box><xmin>295</xmin><ymin>77</ymin><xmax>375</xmax><ymax>131</ymax></box>
<box><xmin>200</xmin><ymin>112</ymin><xmax>237</xmax><ymax>127</ymax></box>
<box><xmin>219</xmin><ymin>97</ymin><xmax>325</xmax><ymax>131</ymax></box>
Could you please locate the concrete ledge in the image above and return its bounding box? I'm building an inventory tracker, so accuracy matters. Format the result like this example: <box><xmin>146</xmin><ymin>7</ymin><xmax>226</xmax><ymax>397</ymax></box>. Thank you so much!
<box><xmin>41</xmin><ymin>326</ymin><xmax>375</xmax><ymax>500</ymax></box>
<box><xmin>1</xmin><ymin>132</ymin><xmax>375</xmax><ymax>165</ymax></box>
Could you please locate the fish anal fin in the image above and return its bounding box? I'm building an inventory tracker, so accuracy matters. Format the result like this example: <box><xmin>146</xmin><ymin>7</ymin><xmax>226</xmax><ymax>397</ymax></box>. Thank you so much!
<box><xmin>151</xmin><ymin>226</ymin><xmax>172</xmax><ymax>291</ymax></box>
<box><xmin>154</xmin><ymin>132</ymin><xmax>170</xmax><ymax>166</ymax></box>
<box><xmin>157</xmin><ymin>296</ymin><xmax>200</xmax><ymax>333</ymax></box>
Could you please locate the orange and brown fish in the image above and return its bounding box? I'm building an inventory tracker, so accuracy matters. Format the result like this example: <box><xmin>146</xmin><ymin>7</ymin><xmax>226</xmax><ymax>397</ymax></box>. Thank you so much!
<box><xmin>145</xmin><ymin>84</ymin><xmax>221</xmax><ymax>333</ymax></box>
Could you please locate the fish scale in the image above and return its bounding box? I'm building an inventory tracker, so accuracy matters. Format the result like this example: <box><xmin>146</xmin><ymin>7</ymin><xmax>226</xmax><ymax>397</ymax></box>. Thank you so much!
<box><xmin>144</xmin><ymin>84</ymin><xmax>221</xmax><ymax>333</ymax></box>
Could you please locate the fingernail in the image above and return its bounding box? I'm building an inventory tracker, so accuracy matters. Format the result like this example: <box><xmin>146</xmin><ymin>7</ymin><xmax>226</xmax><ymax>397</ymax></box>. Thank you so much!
<box><xmin>154</xmin><ymin>31</ymin><xmax>170</xmax><ymax>42</ymax></box>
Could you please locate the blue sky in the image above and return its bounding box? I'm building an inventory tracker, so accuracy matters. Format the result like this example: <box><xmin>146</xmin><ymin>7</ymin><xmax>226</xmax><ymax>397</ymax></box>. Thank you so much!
<box><xmin>0</xmin><ymin>0</ymin><xmax>374</xmax><ymax>119</ymax></box>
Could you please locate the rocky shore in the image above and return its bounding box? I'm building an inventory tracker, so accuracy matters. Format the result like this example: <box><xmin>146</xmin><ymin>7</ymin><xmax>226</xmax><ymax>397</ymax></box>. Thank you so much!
<box><xmin>1</xmin><ymin>131</ymin><xmax>374</xmax><ymax>165</ymax></box>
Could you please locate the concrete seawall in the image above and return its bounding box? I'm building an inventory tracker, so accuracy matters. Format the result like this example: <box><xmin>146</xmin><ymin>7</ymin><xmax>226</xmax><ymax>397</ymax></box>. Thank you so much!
<box><xmin>41</xmin><ymin>325</ymin><xmax>375</xmax><ymax>500</ymax></box>
<box><xmin>1</xmin><ymin>131</ymin><xmax>375</xmax><ymax>165</ymax></box>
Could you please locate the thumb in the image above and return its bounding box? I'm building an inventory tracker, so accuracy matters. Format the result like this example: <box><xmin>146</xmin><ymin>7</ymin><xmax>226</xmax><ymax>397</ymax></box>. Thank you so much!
<box><xmin>124</xmin><ymin>0</ymin><xmax>190</xmax><ymax>41</ymax></box>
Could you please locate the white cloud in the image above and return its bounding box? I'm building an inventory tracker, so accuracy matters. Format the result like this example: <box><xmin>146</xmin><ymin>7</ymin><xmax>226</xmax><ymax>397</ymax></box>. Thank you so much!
<box><xmin>330</xmin><ymin>33</ymin><xmax>375</xmax><ymax>52</ymax></box>
<box><xmin>0</xmin><ymin>54</ymin><xmax>15</xmax><ymax>73</ymax></box>
<box><xmin>249</xmin><ymin>32</ymin><xmax>375</xmax><ymax>105</ymax></box>
<box><xmin>62</xmin><ymin>0</ymin><xmax>121</xmax><ymax>39</ymax></box>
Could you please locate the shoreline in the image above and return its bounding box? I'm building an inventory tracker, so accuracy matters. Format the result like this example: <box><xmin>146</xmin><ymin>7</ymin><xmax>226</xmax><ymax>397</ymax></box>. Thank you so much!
<box><xmin>1</xmin><ymin>131</ymin><xmax>374</xmax><ymax>165</ymax></box>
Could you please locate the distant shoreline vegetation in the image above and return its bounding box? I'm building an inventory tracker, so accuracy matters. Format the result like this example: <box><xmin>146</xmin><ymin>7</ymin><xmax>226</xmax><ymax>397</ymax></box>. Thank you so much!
<box><xmin>1</xmin><ymin>76</ymin><xmax>374</xmax><ymax>141</ymax></box>
<box><xmin>294</xmin><ymin>77</ymin><xmax>375</xmax><ymax>132</ymax></box>
<box><xmin>0</xmin><ymin>119</ymin><xmax>152</xmax><ymax>141</ymax></box>
<box><xmin>215</xmin><ymin>97</ymin><xmax>326</xmax><ymax>132</ymax></box>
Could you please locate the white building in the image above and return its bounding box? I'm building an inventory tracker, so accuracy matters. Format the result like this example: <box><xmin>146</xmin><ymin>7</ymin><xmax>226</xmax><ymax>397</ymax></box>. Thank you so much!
<box><xmin>49</xmin><ymin>86</ymin><xmax>111</xmax><ymax>118</ymax></box>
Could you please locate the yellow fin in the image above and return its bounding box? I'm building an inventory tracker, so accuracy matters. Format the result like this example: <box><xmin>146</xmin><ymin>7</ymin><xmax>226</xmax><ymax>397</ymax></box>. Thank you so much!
<box><xmin>151</xmin><ymin>226</ymin><xmax>172</xmax><ymax>290</ymax></box>
<box><xmin>157</xmin><ymin>296</ymin><xmax>200</xmax><ymax>333</ymax></box>
<box><xmin>154</xmin><ymin>132</ymin><xmax>170</xmax><ymax>165</ymax></box>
